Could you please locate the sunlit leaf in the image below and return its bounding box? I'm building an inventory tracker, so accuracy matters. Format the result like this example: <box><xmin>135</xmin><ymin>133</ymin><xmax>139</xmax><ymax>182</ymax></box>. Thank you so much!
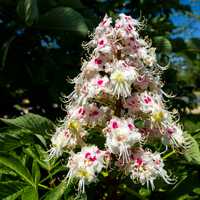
<box><xmin>184</xmin><ymin>134</ymin><xmax>200</xmax><ymax>165</ymax></box>
<box><xmin>0</xmin><ymin>181</ymin><xmax>25</xmax><ymax>200</ymax></box>
<box><xmin>32</xmin><ymin>160</ymin><xmax>41</xmax><ymax>185</ymax></box>
<box><xmin>21</xmin><ymin>186</ymin><xmax>38</xmax><ymax>200</ymax></box>
<box><xmin>44</xmin><ymin>181</ymin><xmax>72</xmax><ymax>200</ymax></box>
<box><xmin>24</xmin><ymin>145</ymin><xmax>51</xmax><ymax>171</ymax></box>
<box><xmin>2</xmin><ymin>189</ymin><xmax>23</xmax><ymax>200</ymax></box>
<box><xmin>0</xmin><ymin>154</ymin><xmax>34</xmax><ymax>186</ymax></box>
<box><xmin>0</xmin><ymin>113</ymin><xmax>55</xmax><ymax>136</ymax></box>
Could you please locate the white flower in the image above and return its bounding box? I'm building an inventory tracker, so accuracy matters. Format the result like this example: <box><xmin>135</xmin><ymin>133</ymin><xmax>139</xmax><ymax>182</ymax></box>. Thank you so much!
<box><xmin>144</xmin><ymin>48</ymin><xmax>157</xmax><ymax>66</ymax></box>
<box><xmin>68</xmin><ymin>106</ymin><xmax>87</xmax><ymax>123</ymax></box>
<box><xmin>86</xmin><ymin>104</ymin><xmax>110</xmax><ymax>127</ymax></box>
<box><xmin>81</xmin><ymin>58</ymin><xmax>104</xmax><ymax>79</ymax></box>
<box><xmin>110</xmin><ymin>61</ymin><xmax>138</xmax><ymax>98</ymax></box>
<box><xmin>49</xmin><ymin>127</ymin><xmax>77</xmax><ymax>158</ymax></box>
<box><xmin>66</xmin><ymin>146</ymin><xmax>107</xmax><ymax>193</ymax></box>
<box><xmin>89</xmin><ymin>75</ymin><xmax>111</xmax><ymax>98</ymax></box>
<box><xmin>123</xmin><ymin>94</ymin><xmax>140</xmax><ymax>113</ymax></box>
<box><xmin>115</xmin><ymin>14</ymin><xmax>140</xmax><ymax>39</ymax></box>
<box><xmin>162</xmin><ymin>124</ymin><xmax>186</xmax><ymax>148</ymax></box>
<box><xmin>95</xmin><ymin>37</ymin><xmax>112</xmax><ymax>54</ymax></box>
<box><xmin>134</xmin><ymin>74</ymin><xmax>150</xmax><ymax>90</ymax></box>
<box><xmin>139</xmin><ymin>92</ymin><xmax>163</xmax><ymax>114</ymax></box>
<box><xmin>104</xmin><ymin>117</ymin><xmax>141</xmax><ymax>163</ymax></box>
<box><xmin>129</xmin><ymin>149</ymin><xmax>173</xmax><ymax>190</ymax></box>
<box><xmin>95</xmin><ymin>14</ymin><xmax>113</xmax><ymax>37</ymax></box>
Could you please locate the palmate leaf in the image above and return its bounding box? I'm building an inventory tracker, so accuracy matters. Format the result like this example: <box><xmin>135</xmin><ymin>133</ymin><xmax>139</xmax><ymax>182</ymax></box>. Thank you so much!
<box><xmin>153</xmin><ymin>36</ymin><xmax>172</xmax><ymax>53</ymax></box>
<box><xmin>21</xmin><ymin>186</ymin><xmax>38</xmax><ymax>200</ymax></box>
<box><xmin>2</xmin><ymin>189</ymin><xmax>23</xmax><ymax>200</ymax></box>
<box><xmin>184</xmin><ymin>134</ymin><xmax>200</xmax><ymax>165</ymax></box>
<box><xmin>44</xmin><ymin>181</ymin><xmax>73</xmax><ymax>200</ymax></box>
<box><xmin>0</xmin><ymin>134</ymin><xmax>22</xmax><ymax>152</ymax></box>
<box><xmin>0</xmin><ymin>154</ymin><xmax>34</xmax><ymax>186</ymax></box>
<box><xmin>0</xmin><ymin>181</ymin><xmax>25</xmax><ymax>200</ymax></box>
<box><xmin>17</xmin><ymin>0</ymin><xmax>39</xmax><ymax>26</ymax></box>
<box><xmin>32</xmin><ymin>160</ymin><xmax>41</xmax><ymax>185</ymax></box>
<box><xmin>24</xmin><ymin>144</ymin><xmax>52</xmax><ymax>171</ymax></box>
<box><xmin>0</xmin><ymin>164</ymin><xmax>17</xmax><ymax>176</ymax></box>
<box><xmin>167</xmin><ymin>171</ymin><xmax>200</xmax><ymax>200</ymax></box>
<box><xmin>37</xmin><ymin>7</ymin><xmax>88</xmax><ymax>36</ymax></box>
<box><xmin>0</xmin><ymin>113</ymin><xmax>55</xmax><ymax>136</ymax></box>
<box><xmin>0</xmin><ymin>127</ymin><xmax>38</xmax><ymax>152</ymax></box>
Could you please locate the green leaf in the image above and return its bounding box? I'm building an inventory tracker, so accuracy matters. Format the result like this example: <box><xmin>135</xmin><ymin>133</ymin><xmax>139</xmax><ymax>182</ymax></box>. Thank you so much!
<box><xmin>0</xmin><ymin>181</ymin><xmax>25</xmax><ymax>200</ymax></box>
<box><xmin>21</xmin><ymin>186</ymin><xmax>38</xmax><ymax>200</ymax></box>
<box><xmin>0</xmin><ymin>154</ymin><xmax>34</xmax><ymax>186</ymax></box>
<box><xmin>0</xmin><ymin>127</ymin><xmax>39</xmax><ymax>152</ymax></box>
<box><xmin>193</xmin><ymin>187</ymin><xmax>200</xmax><ymax>195</ymax></box>
<box><xmin>193</xmin><ymin>131</ymin><xmax>200</xmax><ymax>145</ymax></box>
<box><xmin>0</xmin><ymin>134</ymin><xmax>22</xmax><ymax>152</ymax></box>
<box><xmin>44</xmin><ymin>181</ymin><xmax>71</xmax><ymax>200</ymax></box>
<box><xmin>0</xmin><ymin>113</ymin><xmax>55</xmax><ymax>136</ymax></box>
<box><xmin>37</xmin><ymin>7</ymin><xmax>88</xmax><ymax>36</ymax></box>
<box><xmin>153</xmin><ymin>36</ymin><xmax>172</xmax><ymax>53</ymax></box>
<box><xmin>184</xmin><ymin>134</ymin><xmax>200</xmax><ymax>165</ymax></box>
<box><xmin>32</xmin><ymin>160</ymin><xmax>41</xmax><ymax>185</ymax></box>
<box><xmin>139</xmin><ymin>187</ymin><xmax>151</xmax><ymax>197</ymax></box>
<box><xmin>17</xmin><ymin>0</ymin><xmax>39</xmax><ymax>26</ymax></box>
<box><xmin>24</xmin><ymin>145</ymin><xmax>52</xmax><ymax>170</ymax></box>
<box><xmin>0</xmin><ymin>164</ymin><xmax>17</xmax><ymax>176</ymax></box>
<box><xmin>167</xmin><ymin>171</ymin><xmax>200</xmax><ymax>200</ymax></box>
<box><xmin>2</xmin><ymin>189</ymin><xmax>23</xmax><ymax>200</ymax></box>
<box><xmin>134</xmin><ymin>119</ymin><xmax>145</xmax><ymax>128</ymax></box>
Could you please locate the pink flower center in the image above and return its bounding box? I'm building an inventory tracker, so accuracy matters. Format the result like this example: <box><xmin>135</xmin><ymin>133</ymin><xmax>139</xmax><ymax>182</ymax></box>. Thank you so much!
<box><xmin>89</xmin><ymin>110</ymin><xmax>99</xmax><ymax>117</ymax></box>
<box><xmin>144</xmin><ymin>96</ymin><xmax>152</xmax><ymax>104</ymax></box>
<box><xmin>85</xmin><ymin>152</ymin><xmax>91</xmax><ymax>158</ymax></box>
<box><xmin>85</xmin><ymin>152</ymin><xmax>96</xmax><ymax>161</ymax></box>
<box><xmin>64</xmin><ymin>131</ymin><xmax>69</xmax><ymax>138</ymax></box>
<box><xmin>125</xmin><ymin>16</ymin><xmax>131</xmax><ymax>20</ymax></box>
<box><xmin>167</xmin><ymin>127</ymin><xmax>174</xmax><ymax>135</ymax></box>
<box><xmin>127</xmin><ymin>24</ymin><xmax>133</xmax><ymax>31</ymax></box>
<box><xmin>95</xmin><ymin>58</ymin><xmax>102</xmax><ymax>65</ymax></box>
<box><xmin>97</xmin><ymin>79</ymin><xmax>104</xmax><ymax>86</ymax></box>
<box><xmin>138</xmin><ymin>76</ymin><xmax>144</xmax><ymax>82</ymax></box>
<box><xmin>78</xmin><ymin>107</ymin><xmax>85</xmax><ymax>115</ymax></box>
<box><xmin>155</xmin><ymin>159</ymin><xmax>160</xmax><ymax>165</ymax></box>
<box><xmin>101</xmin><ymin>19</ymin><xmax>107</xmax><ymax>26</ymax></box>
<box><xmin>135</xmin><ymin>158</ymin><xmax>143</xmax><ymax>167</ymax></box>
<box><xmin>131</xmin><ymin>100</ymin><xmax>136</xmax><ymax>105</ymax></box>
<box><xmin>96</xmin><ymin>149</ymin><xmax>100</xmax><ymax>154</ymax></box>
<box><xmin>112</xmin><ymin>121</ymin><xmax>118</xmax><ymax>129</ymax></box>
<box><xmin>98</xmin><ymin>39</ymin><xmax>105</xmax><ymax>47</ymax></box>
<box><xmin>128</xmin><ymin>123</ymin><xmax>134</xmax><ymax>130</ymax></box>
<box><xmin>115</xmin><ymin>23</ymin><xmax>121</xmax><ymax>28</ymax></box>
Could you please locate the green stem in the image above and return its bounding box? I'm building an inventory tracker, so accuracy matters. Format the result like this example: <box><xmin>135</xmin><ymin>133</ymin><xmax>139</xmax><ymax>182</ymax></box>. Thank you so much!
<box><xmin>163</xmin><ymin>150</ymin><xmax>176</xmax><ymax>160</ymax></box>
<box><xmin>38</xmin><ymin>184</ymin><xmax>51</xmax><ymax>190</ymax></box>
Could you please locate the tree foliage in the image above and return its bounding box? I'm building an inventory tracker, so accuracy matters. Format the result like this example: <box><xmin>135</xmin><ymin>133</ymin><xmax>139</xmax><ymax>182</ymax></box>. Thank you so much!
<box><xmin>0</xmin><ymin>0</ymin><xmax>199</xmax><ymax>199</ymax></box>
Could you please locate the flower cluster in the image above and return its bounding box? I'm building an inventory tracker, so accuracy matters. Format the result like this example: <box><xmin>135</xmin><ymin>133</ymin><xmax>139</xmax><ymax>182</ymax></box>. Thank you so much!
<box><xmin>49</xmin><ymin>14</ymin><xmax>187</xmax><ymax>193</ymax></box>
<box><xmin>128</xmin><ymin>148</ymin><xmax>173</xmax><ymax>190</ymax></box>
<box><xmin>66</xmin><ymin>146</ymin><xmax>109</xmax><ymax>193</ymax></box>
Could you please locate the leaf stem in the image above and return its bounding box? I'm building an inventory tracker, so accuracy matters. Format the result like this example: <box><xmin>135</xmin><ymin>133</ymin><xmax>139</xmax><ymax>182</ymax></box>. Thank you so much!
<box><xmin>38</xmin><ymin>183</ymin><xmax>51</xmax><ymax>190</ymax></box>
<box><xmin>163</xmin><ymin>150</ymin><xmax>176</xmax><ymax>160</ymax></box>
